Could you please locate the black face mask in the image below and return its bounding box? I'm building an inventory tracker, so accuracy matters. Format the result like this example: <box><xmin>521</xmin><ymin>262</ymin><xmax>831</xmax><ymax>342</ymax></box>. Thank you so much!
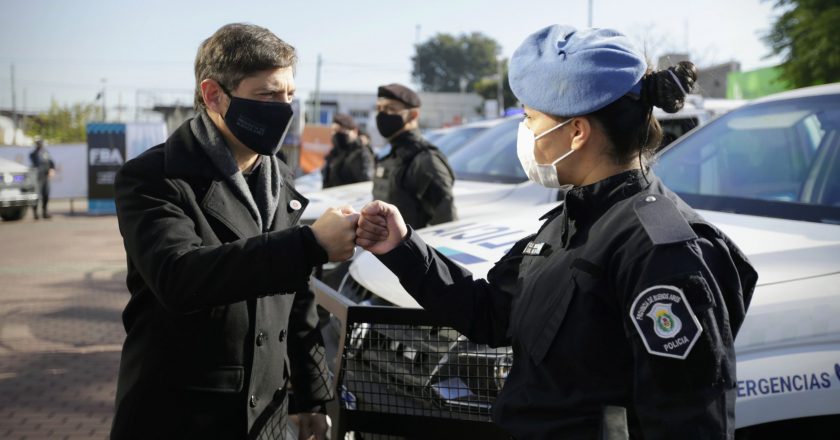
<box><xmin>332</xmin><ymin>132</ymin><xmax>350</xmax><ymax>149</ymax></box>
<box><xmin>223</xmin><ymin>95</ymin><xmax>293</xmax><ymax>156</ymax></box>
<box><xmin>376</xmin><ymin>111</ymin><xmax>407</xmax><ymax>139</ymax></box>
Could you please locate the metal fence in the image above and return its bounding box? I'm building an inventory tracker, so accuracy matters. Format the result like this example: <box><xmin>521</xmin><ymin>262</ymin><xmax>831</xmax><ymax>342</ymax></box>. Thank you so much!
<box><xmin>311</xmin><ymin>278</ymin><xmax>510</xmax><ymax>440</ymax></box>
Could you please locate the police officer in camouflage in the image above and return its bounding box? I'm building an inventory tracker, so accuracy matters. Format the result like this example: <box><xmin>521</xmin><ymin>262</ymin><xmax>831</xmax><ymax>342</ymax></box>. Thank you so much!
<box><xmin>372</xmin><ymin>83</ymin><xmax>456</xmax><ymax>229</ymax></box>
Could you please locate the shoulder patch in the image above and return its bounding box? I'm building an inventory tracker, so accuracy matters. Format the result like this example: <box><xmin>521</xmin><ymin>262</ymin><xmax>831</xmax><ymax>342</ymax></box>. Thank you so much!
<box><xmin>629</xmin><ymin>285</ymin><xmax>702</xmax><ymax>360</ymax></box>
<box><xmin>633</xmin><ymin>194</ymin><xmax>697</xmax><ymax>245</ymax></box>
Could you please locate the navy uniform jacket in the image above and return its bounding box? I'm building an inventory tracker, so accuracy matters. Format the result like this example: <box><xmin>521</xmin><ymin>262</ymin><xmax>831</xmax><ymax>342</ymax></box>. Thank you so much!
<box><xmin>111</xmin><ymin>120</ymin><xmax>333</xmax><ymax>439</ymax></box>
<box><xmin>377</xmin><ymin>170</ymin><xmax>757</xmax><ymax>440</ymax></box>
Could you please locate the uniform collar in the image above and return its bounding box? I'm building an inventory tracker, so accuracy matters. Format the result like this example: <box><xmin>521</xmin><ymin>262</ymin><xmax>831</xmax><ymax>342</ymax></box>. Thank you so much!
<box><xmin>388</xmin><ymin>130</ymin><xmax>425</xmax><ymax>155</ymax></box>
<box><xmin>540</xmin><ymin>169</ymin><xmax>652</xmax><ymax>246</ymax></box>
<box><xmin>563</xmin><ymin>168</ymin><xmax>651</xmax><ymax>222</ymax></box>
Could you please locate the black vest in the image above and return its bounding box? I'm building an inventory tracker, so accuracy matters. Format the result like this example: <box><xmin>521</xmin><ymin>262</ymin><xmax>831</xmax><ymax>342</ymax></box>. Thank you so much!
<box><xmin>372</xmin><ymin>131</ymin><xmax>453</xmax><ymax>229</ymax></box>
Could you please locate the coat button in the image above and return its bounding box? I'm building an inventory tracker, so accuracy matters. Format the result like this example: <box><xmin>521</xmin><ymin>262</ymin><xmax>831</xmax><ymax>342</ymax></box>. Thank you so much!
<box><xmin>256</xmin><ymin>332</ymin><xmax>265</xmax><ymax>346</ymax></box>
<box><xmin>249</xmin><ymin>395</ymin><xmax>258</xmax><ymax>408</ymax></box>
<box><xmin>278</xmin><ymin>329</ymin><xmax>286</xmax><ymax>342</ymax></box>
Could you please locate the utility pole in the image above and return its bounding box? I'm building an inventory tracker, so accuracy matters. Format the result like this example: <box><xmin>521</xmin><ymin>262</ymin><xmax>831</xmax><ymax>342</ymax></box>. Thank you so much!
<box><xmin>101</xmin><ymin>78</ymin><xmax>107</xmax><ymax>121</ymax></box>
<box><xmin>313</xmin><ymin>54</ymin><xmax>322</xmax><ymax>124</ymax></box>
<box><xmin>135</xmin><ymin>89</ymin><xmax>140</xmax><ymax>122</ymax></box>
<box><xmin>415</xmin><ymin>24</ymin><xmax>421</xmax><ymax>45</ymax></box>
<box><xmin>117</xmin><ymin>92</ymin><xmax>124</xmax><ymax>122</ymax></box>
<box><xmin>11</xmin><ymin>64</ymin><xmax>17</xmax><ymax>145</ymax></box>
<box><xmin>21</xmin><ymin>88</ymin><xmax>27</xmax><ymax>136</ymax></box>
<box><xmin>497</xmin><ymin>58</ymin><xmax>504</xmax><ymax>116</ymax></box>
<box><xmin>588</xmin><ymin>0</ymin><xmax>593</xmax><ymax>27</ymax></box>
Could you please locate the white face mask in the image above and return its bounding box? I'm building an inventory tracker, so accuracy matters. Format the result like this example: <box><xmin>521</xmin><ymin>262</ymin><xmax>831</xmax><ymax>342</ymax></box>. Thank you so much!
<box><xmin>516</xmin><ymin>118</ymin><xmax>575</xmax><ymax>188</ymax></box>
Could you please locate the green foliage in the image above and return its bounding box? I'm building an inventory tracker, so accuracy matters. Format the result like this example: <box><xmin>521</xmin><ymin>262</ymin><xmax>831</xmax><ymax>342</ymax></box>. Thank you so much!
<box><xmin>764</xmin><ymin>0</ymin><xmax>840</xmax><ymax>87</ymax></box>
<box><xmin>471</xmin><ymin>58</ymin><xmax>518</xmax><ymax>110</ymax></box>
<box><xmin>412</xmin><ymin>32</ymin><xmax>501</xmax><ymax>93</ymax></box>
<box><xmin>25</xmin><ymin>100</ymin><xmax>103</xmax><ymax>143</ymax></box>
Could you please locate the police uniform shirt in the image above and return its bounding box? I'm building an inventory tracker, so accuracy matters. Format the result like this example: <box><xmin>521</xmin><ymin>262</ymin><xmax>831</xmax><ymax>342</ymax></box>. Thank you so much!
<box><xmin>376</xmin><ymin>169</ymin><xmax>757</xmax><ymax>439</ymax></box>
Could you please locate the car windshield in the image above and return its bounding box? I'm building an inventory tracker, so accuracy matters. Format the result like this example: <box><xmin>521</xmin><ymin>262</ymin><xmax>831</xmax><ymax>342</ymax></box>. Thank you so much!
<box><xmin>424</xmin><ymin>130</ymin><xmax>446</xmax><ymax>144</ymax></box>
<box><xmin>435</xmin><ymin>126</ymin><xmax>490</xmax><ymax>156</ymax></box>
<box><xmin>658</xmin><ymin>116</ymin><xmax>699</xmax><ymax>150</ymax></box>
<box><xmin>654</xmin><ymin>94</ymin><xmax>840</xmax><ymax>224</ymax></box>
<box><xmin>447</xmin><ymin>117</ymin><xmax>527</xmax><ymax>184</ymax></box>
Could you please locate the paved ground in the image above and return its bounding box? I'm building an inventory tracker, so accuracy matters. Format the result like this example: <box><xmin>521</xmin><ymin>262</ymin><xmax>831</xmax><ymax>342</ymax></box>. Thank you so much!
<box><xmin>0</xmin><ymin>200</ymin><xmax>127</xmax><ymax>439</ymax></box>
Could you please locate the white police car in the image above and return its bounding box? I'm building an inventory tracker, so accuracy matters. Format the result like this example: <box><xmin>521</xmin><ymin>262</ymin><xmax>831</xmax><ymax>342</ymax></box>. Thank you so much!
<box><xmin>335</xmin><ymin>83</ymin><xmax>840</xmax><ymax>434</ymax></box>
<box><xmin>297</xmin><ymin>98</ymin><xmax>743</xmax><ymax>226</ymax></box>
<box><xmin>0</xmin><ymin>156</ymin><xmax>38</xmax><ymax>221</ymax></box>
<box><xmin>655</xmin><ymin>94</ymin><xmax>745</xmax><ymax>148</ymax></box>
<box><xmin>293</xmin><ymin>117</ymin><xmax>513</xmax><ymax>196</ymax></box>
<box><xmin>297</xmin><ymin>116</ymin><xmax>558</xmax><ymax>225</ymax></box>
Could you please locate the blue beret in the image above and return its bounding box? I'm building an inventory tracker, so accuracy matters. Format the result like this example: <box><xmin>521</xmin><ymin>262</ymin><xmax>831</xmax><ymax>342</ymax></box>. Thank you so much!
<box><xmin>509</xmin><ymin>25</ymin><xmax>647</xmax><ymax>116</ymax></box>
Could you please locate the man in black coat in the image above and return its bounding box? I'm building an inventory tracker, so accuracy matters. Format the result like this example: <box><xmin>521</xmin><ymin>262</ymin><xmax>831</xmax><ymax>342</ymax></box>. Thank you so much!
<box><xmin>111</xmin><ymin>23</ymin><xmax>358</xmax><ymax>440</ymax></box>
<box><xmin>372</xmin><ymin>83</ymin><xmax>456</xmax><ymax>229</ymax></box>
<box><xmin>322</xmin><ymin>113</ymin><xmax>373</xmax><ymax>188</ymax></box>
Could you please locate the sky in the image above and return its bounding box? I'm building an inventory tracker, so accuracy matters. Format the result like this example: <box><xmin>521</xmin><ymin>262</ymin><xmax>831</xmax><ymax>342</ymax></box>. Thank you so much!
<box><xmin>0</xmin><ymin>0</ymin><xmax>783</xmax><ymax>119</ymax></box>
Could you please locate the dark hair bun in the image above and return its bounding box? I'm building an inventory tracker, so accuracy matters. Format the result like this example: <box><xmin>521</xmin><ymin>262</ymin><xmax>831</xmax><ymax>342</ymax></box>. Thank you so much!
<box><xmin>641</xmin><ymin>61</ymin><xmax>697</xmax><ymax>113</ymax></box>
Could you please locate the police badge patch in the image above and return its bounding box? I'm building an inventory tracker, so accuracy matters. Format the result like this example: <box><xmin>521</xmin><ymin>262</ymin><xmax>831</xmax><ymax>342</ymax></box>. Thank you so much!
<box><xmin>629</xmin><ymin>285</ymin><xmax>702</xmax><ymax>360</ymax></box>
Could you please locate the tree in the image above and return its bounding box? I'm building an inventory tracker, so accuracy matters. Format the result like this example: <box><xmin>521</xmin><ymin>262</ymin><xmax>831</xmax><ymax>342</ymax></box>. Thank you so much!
<box><xmin>25</xmin><ymin>100</ymin><xmax>103</xmax><ymax>143</ymax></box>
<box><xmin>411</xmin><ymin>32</ymin><xmax>501</xmax><ymax>93</ymax></box>
<box><xmin>764</xmin><ymin>0</ymin><xmax>840</xmax><ymax>87</ymax></box>
<box><xmin>471</xmin><ymin>58</ymin><xmax>518</xmax><ymax>111</ymax></box>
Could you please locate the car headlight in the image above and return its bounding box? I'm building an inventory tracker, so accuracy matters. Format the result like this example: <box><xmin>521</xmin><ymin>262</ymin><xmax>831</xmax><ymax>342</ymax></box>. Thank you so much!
<box><xmin>494</xmin><ymin>353</ymin><xmax>514</xmax><ymax>390</ymax></box>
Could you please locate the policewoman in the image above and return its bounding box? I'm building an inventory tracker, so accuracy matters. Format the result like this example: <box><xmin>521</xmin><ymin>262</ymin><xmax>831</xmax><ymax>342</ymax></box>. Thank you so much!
<box><xmin>356</xmin><ymin>25</ymin><xmax>757</xmax><ymax>439</ymax></box>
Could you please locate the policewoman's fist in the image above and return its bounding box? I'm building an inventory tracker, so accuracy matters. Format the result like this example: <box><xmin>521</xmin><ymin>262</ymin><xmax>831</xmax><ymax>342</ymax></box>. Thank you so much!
<box><xmin>356</xmin><ymin>201</ymin><xmax>408</xmax><ymax>255</ymax></box>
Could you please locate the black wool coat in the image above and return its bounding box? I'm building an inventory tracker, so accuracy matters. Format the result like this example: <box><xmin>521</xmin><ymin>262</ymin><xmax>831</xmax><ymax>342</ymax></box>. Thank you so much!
<box><xmin>110</xmin><ymin>119</ymin><xmax>332</xmax><ymax>439</ymax></box>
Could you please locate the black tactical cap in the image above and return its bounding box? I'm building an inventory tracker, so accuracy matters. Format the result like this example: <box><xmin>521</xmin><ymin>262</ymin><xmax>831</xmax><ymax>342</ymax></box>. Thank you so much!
<box><xmin>377</xmin><ymin>83</ymin><xmax>421</xmax><ymax>108</ymax></box>
<box><xmin>332</xmin><ymin>113</ymin><xmax>357</xmax><ymax>130</ymax></box>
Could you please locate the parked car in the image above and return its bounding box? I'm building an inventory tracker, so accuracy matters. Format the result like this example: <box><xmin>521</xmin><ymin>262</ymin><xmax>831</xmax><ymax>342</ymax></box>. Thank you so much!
<box><xmin>294</xmin><ymin>118</ymin><xmax>509</xmax><ymax>195</ymax></box>
<box><xmin>430</xmin><ymin>118</ymin><xmax>508</xmax><ymax>156</ymax></box>
<box><xmin>297</xmin><ymin>97</ymin><xmax>745</xmax><ymax>220</ymax></box>
<box><xmin>0</xmin><ymin>156</ymin><xmax>38</xmax><ymax>221</ymax></box>
<box><xmin>297</xmin><ymin>116</ymin><xmax>557</xmax><ymax>225</ymax></box>
<box><xmin>655</xmin><ymin>95</ymin><xmax>746</xmax><ymax>149</ymax></box>
<box><xmin>328</xmin><ymin>83</ymin><xmax>840</xmax><ymax>435</ymax></box>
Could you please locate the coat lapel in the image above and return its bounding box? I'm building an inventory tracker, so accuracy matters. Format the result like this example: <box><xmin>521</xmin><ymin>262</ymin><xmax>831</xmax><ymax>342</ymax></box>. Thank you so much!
<box><xmin>270</xmin><ymin>183</ymin><xmax>309</xmax><ymax>232</ymax></box>
<box><xmin>163</xmin><ymin>120</ymin><xmax>261</xmax><ymax>240</ymax></box>
<box><xmin>201</xmin><ymin>179</ymin><xmax>261</xmax><ymax>239</ymax></box>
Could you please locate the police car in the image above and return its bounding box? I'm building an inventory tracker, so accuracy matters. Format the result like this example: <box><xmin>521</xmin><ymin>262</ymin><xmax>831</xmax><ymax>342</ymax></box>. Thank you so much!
<box><xmin>331</xmin><ymin>83</ymin><xmax>840</xmax><ymax>434</ymax></box>
<box><xmin>297</xmin><ymin>116</ymin><xmax>558</xmax><ymax>226</ymax></box>
<box><xmin>297</xmin><ymin>98</ymin><xmax>744</xmax><ymax>226</ymax></box>
<box><xmin>655</xmin><ymin>94</ymin><xmax>746</xmax><ymax>148</ymax></box>
<box><xmin>293</xmin><ymin>117</ymin><xmax>512</xmax><ymax>195</ymax></box>
<box><xmin>0</xmin><ymin>156</ymin><xmax>38</xmax><ymax>221</ymax></box>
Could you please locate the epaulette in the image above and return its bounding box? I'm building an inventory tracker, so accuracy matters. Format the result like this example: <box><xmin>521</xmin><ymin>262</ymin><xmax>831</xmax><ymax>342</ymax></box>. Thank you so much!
<box><xmin>633</xmin><ymin>193</ymin><xmax>697</xmax><ymax>245</ymax></box>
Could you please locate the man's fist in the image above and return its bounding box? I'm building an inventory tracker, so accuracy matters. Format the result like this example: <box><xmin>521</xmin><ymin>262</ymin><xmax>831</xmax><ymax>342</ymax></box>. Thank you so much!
<box><xmin>310</xmin><ymin>206</ymin><xmax>360</xmax><ymax>262</ymax></box>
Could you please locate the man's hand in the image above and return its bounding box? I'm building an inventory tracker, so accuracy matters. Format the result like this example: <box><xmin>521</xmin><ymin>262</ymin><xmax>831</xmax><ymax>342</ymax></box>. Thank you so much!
<box><xmin>310</xmin><ymin>206</ymin><xmax>360</xmax><ymax>262</ymax></box>
<box><xmin>292</xmin><ymin>412</ymin><xmax>328</xmax><ymax>440</ymax></box>
<box><xmin>355</xmin><ymin>201</ymin><xmax>408</xmax><ymax>255</ymax></box>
